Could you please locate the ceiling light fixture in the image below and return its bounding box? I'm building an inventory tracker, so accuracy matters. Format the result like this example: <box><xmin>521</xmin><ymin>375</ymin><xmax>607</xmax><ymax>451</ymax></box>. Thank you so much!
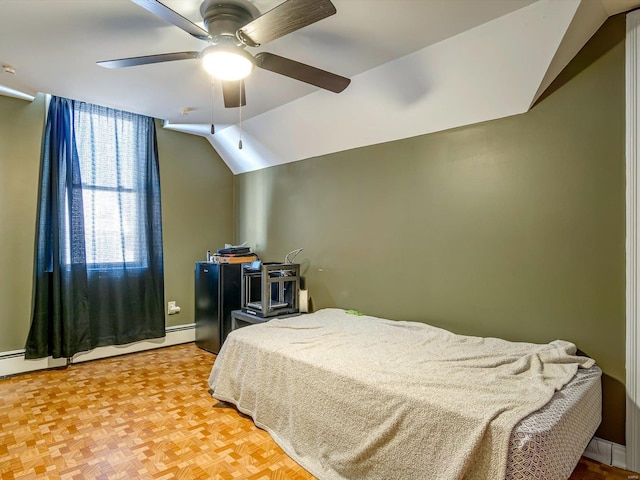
<box><xmin>201</xmin><ymin>46</ymin><xmax>254</xmax><ymax>81</ymax></box>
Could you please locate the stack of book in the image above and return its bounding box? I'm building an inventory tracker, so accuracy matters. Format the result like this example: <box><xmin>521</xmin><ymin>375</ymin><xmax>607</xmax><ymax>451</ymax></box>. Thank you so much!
<box><xmin>212</xmin><ymin>246</ymin><xmax>257</xmax><ymax>264</ymax></box>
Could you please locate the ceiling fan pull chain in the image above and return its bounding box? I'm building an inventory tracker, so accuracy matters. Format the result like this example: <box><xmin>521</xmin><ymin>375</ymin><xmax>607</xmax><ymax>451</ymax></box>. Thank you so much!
<box><xmin>210</xmin><ymin>81</ymin><xmax>215</xmax><ymax>135</ymax></box>
<box><xmin>238</xmin><ymin>81</ymin><xmax>243</xmax><ymax>150</ymax></box>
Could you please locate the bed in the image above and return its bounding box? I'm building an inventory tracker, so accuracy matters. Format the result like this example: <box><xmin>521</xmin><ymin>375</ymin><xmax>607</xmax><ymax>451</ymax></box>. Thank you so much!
<box><xmin>208</xmin><ymin>308</ymin><xmax>601</xmax><ymax>480</ymax></box>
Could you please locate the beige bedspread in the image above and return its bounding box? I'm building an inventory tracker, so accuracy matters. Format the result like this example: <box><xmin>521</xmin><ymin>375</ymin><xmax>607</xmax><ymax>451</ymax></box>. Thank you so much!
<box><xmin>208</xmin><ymin>308</ymin><xmax>595</xmax><ymax>480</ymax></box>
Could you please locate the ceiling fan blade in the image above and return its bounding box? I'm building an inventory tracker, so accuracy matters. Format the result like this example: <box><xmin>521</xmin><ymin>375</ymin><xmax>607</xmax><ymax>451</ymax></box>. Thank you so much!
<box><xmin>237</xmin><ymin>0</ymin><xmax>336</xmax><ymax>47</ymax></box>
<box><xmin>222</xmin><ymin>80</ymin><xmax>247</xmax><ymax>108</ymax></box>
<box><xmin>97</xmin><ymin>51</ymin><xmax>200</xmax><ymax>69</ymax></box>
<box><xmin>131</xmin><ymin>0</ymin><xmax>211</xmax><ymax>40</ymax></box>
<box><xmin>255</xmin><ymin>52</ymin><xmax>350</xmax><ymax>93</ymax></box>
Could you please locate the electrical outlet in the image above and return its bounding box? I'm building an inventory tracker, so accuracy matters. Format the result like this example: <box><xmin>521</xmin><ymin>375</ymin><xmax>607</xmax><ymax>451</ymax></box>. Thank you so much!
<box><xmin>168</xmin><ymin>301</ymin><xmax>176</xmax><ymax>310</ymax></box>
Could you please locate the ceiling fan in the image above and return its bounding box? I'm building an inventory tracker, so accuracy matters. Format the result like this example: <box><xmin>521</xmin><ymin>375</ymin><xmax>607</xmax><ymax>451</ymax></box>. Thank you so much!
<box><xmin>97</xmin><ymin>0</ymin><xmax>351</xmax><ymax>109</ymax></box>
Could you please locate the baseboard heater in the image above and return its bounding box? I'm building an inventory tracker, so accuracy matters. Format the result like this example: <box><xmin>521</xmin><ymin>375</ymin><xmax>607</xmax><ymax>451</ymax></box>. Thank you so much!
<box><xmin>0</xmin><ymin>323</ymin><xmax>196</xmax><ymax>378</ymax></box>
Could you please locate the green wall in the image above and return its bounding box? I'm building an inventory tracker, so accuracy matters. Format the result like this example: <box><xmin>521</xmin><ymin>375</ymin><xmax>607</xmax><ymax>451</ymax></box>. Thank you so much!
<box><xmin>156</xmin><ymin>124</ymin><xmax>234</xmax><ymax>327</ymax></box>
<box><xmin>0</xmin><ymin>94</ymin><xmax>43</xmax><ymax>353</ymax></box>
<box><xmin>234</xmin><ymin>16</ymin><xmax>626</xmax><ymax>443</ymax></box>
<box><xmin>0</xmin><ymin>96</ymin><xmax>234</xmax><ymax>350</ymax></box>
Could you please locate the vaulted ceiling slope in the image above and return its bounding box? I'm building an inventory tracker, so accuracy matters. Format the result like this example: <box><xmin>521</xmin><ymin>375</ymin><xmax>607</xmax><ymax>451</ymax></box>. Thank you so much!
<box><xmin>0</xmin><ymin>0</ymin><xmax>636</xmax><ymax>174</ymax></box>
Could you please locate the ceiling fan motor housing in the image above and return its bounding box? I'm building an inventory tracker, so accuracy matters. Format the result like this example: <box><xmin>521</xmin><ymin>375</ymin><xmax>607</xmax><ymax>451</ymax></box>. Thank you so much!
<box><xmin>200</xmin><ymin>1</ymin><xmax>254</xmax><ymax>46</ymax></box>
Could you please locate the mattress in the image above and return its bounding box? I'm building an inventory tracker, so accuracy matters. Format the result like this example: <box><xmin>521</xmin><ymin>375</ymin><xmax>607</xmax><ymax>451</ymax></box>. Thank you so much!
<box><xmin>507</xmin><ymin>364</ymin><xmax>602</xmax><ymax>480</ymax></box>
<box><xmin>209</xmin><ymin>309</ymin><xmax>601</xmax><ymax>480</ymax></box>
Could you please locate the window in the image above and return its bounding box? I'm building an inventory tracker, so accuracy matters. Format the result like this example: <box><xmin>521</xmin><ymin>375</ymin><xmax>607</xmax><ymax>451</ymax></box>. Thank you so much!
<box><xmin>70</xmin><ymin>103</ymin><xmax>152</xmax><ymax>268</ymax></box>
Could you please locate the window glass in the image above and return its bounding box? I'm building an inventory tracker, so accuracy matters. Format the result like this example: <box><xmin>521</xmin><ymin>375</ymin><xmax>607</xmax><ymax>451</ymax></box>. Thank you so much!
<box><xmin>73</xmin><ymin>104</ymin><xmax>148</xmax><ymax>268</ymax></box>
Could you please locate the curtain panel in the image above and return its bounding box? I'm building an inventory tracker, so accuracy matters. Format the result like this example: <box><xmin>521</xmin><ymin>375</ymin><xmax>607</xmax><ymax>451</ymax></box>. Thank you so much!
<box><xmin>25</xmin><ymin>96</ymin><xmax>165</xmax><ymax>359</ymax></box>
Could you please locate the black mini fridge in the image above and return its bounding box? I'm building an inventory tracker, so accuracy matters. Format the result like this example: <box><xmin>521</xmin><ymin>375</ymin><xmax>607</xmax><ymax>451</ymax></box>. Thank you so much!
<box><xmin>194</xmin><ymin>262</ymin><xmax>242</xmax><ymax>353</ymax></box>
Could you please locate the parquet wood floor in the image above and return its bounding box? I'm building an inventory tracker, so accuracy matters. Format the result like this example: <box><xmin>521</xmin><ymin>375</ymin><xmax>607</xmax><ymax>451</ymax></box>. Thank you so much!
<box><xmin>0</xmin><ymin>343</ymin><xmax>635</xmax><ymax>480</ymax></box>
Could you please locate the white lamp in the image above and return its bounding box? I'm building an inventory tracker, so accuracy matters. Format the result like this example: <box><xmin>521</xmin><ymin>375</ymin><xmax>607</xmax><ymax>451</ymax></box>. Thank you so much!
<box><xmin>201</xmin><ymin>45</ymin><xmax>254</xmax><ymax>81</ymax></box>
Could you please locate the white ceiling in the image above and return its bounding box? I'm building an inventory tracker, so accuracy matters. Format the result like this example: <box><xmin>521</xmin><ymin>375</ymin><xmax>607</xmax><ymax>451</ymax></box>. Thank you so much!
<box><xmin>0</xmin><ymin>0</ymin><xmax>638</xmax><ymax>173</ymax></box>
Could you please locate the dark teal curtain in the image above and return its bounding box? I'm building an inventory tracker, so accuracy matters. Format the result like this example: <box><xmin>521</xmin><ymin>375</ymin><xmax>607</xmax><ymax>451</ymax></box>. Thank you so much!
<box><xmin>25</xmin><ymin>96</ymin><xmax>165</xmax><ymax>359</ymax></box>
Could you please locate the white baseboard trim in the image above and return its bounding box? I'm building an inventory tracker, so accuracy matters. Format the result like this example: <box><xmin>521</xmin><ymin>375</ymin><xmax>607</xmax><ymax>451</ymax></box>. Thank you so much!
<box><xmin>584</xmin><ymin>437</ymin><xmax>628</xmax><ymax>470</ymax></box>
<box><xmin>613</xmin><ymin>442</ymin><xmax>628</xmax><ymax>470</ymax></box>
<box><xmin>0</xmin><ymin>350</ymin><xmax>67</xmax><ymax>377</ymax></box>
<box><xmin>0</xmin><ymin>323</ymin><xmax>196</xmax><ymax>377</ymax></box>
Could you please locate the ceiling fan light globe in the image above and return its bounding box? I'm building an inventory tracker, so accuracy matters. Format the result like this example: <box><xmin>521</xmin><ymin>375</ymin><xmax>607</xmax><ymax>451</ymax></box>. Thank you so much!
<box><xmin>202</xmin><ymin>48</ymin><xmax>254</xmax><ymax>81</ymax></box>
